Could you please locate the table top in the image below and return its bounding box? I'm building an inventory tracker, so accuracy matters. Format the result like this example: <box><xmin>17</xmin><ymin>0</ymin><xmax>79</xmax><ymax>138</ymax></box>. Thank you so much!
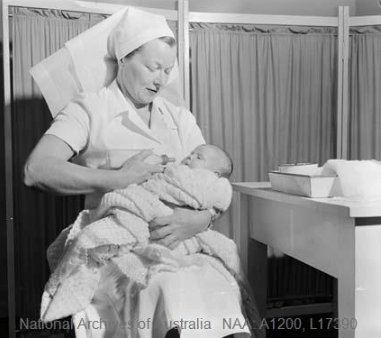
<box><xmin>232</xmin><ymin>182</ymin><xmax>381</xmax><ymax>218</ymax></box>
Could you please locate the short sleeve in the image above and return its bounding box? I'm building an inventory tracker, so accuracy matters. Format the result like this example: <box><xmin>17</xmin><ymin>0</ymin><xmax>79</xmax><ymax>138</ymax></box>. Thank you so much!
<box><xmin>45</xmin><ymin>100</ymin><xmax>90</xmax><ymax>154</ymax></box>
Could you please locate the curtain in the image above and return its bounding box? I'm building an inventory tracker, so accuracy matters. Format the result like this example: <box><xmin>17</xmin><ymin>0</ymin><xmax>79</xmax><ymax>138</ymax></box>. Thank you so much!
<box><xmin>189</xmin><ymin>23</ymin><xmax>337</xmax><ymax>300</ymax></box>
<box><xmin>190</xmin><ymin>23</ymin><xmax>337</xmax><ymax>234</ymax></box>
<box><xmin>11</xmin><ymin>7</ymin><xmax>106</xmax><ymax>320</ymax></box>
<box><xmin>0</xmin><ymin>37</ymin><xmax>8</xmax><ymax>316</ymax></box>
<box><xmin>348</xmin><ymin>26</ymin><xmax>381</xmax><ymax>160</ymax></box>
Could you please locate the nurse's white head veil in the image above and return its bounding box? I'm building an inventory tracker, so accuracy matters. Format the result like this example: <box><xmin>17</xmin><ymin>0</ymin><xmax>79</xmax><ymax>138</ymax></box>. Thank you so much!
<box><xmin>30</xmin><ymin>7</ymin><xmax>182</xmax><ymax>117</ymax></box>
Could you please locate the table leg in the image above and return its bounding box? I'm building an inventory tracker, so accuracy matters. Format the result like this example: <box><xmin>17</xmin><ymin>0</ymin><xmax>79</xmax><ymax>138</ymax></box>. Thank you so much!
<box><xmin>233</xmin><ymin>192</ymin><xmax>267</xmax><ymax>321</ymax></box>
<box><xmin>233</xmin><ymin>191</ymin><xmax>249</xmax><ymax>274</ymax></box>
<box><xmin>351</xmin><ymin>226</ymin><xmax>381</xmax><ymax>338</ymax></box>
<box><xmin>338</xmin><ymin>268</ymin><xmax>355</xmax><ymax>338</ymax></box>
<box><xmin>337</xmin><ymin>225</ymin><xmax>381</xmax><ymax>338</ymax></box>
<box><xmin>247</xmin><ymin>238</ymin><xmax>267</xmax><ymax>320</ymax></box>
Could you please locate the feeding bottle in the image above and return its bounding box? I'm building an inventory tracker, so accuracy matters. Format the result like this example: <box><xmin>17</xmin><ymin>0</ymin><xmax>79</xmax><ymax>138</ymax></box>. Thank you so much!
<box><xmin>144</xmin><ymin>154</ymin><xmax>176</xmax><ymax>165</ymax></box>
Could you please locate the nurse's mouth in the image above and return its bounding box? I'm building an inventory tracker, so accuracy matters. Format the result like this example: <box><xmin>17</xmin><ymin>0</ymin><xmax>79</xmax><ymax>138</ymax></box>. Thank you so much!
<box><xmin>147</xmin><ymin>88</ymin><xmax>158</xmax><ymax>93</ymax></box>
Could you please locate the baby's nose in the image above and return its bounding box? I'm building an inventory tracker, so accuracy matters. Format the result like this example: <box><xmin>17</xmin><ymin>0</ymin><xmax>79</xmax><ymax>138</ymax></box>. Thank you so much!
<box><xmin>181</xmin><ymin>156</ymin><xmax>189</xmax><ymax>165</ymax></box>
<box><xmin>186</xmin><ymin>155</ymin><xmax>194</xmax><ymax>164</ymax></box>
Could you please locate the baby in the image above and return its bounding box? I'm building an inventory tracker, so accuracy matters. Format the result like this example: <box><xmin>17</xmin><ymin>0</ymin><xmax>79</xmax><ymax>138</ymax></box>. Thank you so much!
<box><xmin>181</xmin><ymin>144</ymin><xmax>233</xmax><ymax>179</ymax></box>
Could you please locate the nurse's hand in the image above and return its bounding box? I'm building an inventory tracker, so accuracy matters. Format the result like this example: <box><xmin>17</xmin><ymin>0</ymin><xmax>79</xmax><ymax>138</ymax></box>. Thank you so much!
<box><xmin>119</xmin><ymin>149</ymin><xmax>164</xmax><ymax>185</ymax></box>
<box><xmin>149</xmin><ymin>208</ymin><xmax>212</xmax><ymax>249</ymax></box>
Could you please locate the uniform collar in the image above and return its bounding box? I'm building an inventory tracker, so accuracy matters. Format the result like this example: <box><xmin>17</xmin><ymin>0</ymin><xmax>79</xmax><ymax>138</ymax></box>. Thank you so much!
<box><xmin>107</xmin><ymin>80</ymin><xmax>177</xmax><ymax>141</ymax></box>
<box><xmin>107</xmin><ymin>79</ymin><xmax>134</xmax><ymax>118</ymax></box>
<box><xmin>107</xmin><ymin>79</ymin><xmax>159</xmax><ymax>143</ymax></box>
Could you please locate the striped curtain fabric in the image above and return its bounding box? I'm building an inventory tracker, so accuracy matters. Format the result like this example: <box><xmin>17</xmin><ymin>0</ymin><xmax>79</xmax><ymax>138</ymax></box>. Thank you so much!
<box><xmin>189</xmin><ymin>23</ymin><xmax>337</xmax><ymax>302</ymax></box>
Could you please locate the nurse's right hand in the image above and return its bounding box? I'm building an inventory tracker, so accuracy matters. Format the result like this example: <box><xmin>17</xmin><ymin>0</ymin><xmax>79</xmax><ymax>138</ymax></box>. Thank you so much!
<box><xmin>119</xmin><ymin>149</ymin><xmax>164</xmax><ymax>185</ymax></box>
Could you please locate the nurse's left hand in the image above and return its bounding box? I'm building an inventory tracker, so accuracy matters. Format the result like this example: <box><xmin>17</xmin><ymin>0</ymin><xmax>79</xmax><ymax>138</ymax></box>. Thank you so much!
<box><xmin>149</xmin><ymin>208</ymin><xmax>212</xmax><ymax>249</ymax></box>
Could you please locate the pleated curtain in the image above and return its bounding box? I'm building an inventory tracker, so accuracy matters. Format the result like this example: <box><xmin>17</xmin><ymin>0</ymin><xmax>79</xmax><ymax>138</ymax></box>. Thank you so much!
<box><xmin>9</xmin><ymin>6</ymin><xmax>176</xmax><ymax>320</ymax></box>
<box><xmin>348</xmin><ymin>26</ymin><xmax>381</xmax><ymax>159</ymax></box>
<box><xmin>189</xmin><ymin>23</ymin><xmax>337</xmax><ymax>299</ymax></box>
<box><xmin>10</xmin><ymin>7</ymin><xmax>105</xmax><ymax>319</ymax></box>
<box><xmin>189</xmin><ymin>23</ymin><xmax>337</xmax><ymax>235</ymax></box>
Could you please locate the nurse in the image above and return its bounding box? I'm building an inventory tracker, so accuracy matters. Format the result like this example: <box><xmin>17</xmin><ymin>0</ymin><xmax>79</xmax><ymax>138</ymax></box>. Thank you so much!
<box><xmin>24</xmin><ymin>7</ymin><xmax>259</xmax><ymax>338</ymax></box>
<box><xmin>24</xmin><ymin>8</ymin><xmax>211</xmax><ymax>247</ymax></box>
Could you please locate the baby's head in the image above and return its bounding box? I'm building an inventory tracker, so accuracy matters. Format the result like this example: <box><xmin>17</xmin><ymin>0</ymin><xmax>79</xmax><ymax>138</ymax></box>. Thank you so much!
<box><xmin>181</xmin><ymin>144</ymin><xmax>233</xmax><ymax>178</ymax></box>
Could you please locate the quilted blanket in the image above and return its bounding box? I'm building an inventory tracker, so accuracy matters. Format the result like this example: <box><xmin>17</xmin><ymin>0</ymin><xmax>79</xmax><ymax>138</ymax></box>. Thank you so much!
<box><xmin>40</xmin><ymin>165</ymin><xmax>260</xmax><ymax>335</ymax></box>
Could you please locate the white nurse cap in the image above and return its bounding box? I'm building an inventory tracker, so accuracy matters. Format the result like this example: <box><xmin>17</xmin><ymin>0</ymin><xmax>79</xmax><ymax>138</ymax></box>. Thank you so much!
<box><xmin>108</xmin><ymin>7</ymin><xmax>175</xmax><ymax>61</ymax></box>
<box><xmin>30</xmin><ymin>7</ymin><xmax>181</xmax><ymax>117</ymax></box>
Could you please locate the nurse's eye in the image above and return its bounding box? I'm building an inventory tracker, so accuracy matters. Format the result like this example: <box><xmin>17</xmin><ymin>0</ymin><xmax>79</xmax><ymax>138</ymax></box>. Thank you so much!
<box><xmin>146</xmin><ymin>64</ymin><xmax>159</xmax><ymax>72</ymax></box>
<box><xmin>197</xmin><ymin>154</ymin><xmax>201</xmax><ymax>159</ymax></box>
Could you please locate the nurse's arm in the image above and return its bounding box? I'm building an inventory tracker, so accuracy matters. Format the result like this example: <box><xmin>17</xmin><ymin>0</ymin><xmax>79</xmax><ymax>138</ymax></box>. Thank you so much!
<box><xmin>24</xmin><ymin>135</ymin><xmax>162</xmax><ymax>195</ymax></box>
<box><xmin>149</xmin><ymin>208</ymin><xmax>213</xmax><ymax>249</ymax></box>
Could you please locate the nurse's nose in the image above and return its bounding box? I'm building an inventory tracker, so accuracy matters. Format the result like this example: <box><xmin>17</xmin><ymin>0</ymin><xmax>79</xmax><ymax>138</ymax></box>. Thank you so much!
<box><xmin>154</xmin><ymin>71</ymin><xmax>169</xmax><ymax>89</ymax></box>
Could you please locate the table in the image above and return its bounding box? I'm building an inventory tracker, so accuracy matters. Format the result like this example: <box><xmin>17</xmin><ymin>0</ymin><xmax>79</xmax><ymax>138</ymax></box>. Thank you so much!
<box><xmin>232</xmin><ymin>182</ymin><xmax>381</xmax><ymax>338</ymax></box>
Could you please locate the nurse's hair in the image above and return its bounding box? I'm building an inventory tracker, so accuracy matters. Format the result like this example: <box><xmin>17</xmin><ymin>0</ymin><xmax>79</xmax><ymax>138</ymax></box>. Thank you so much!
<box><xmin>123</xmin><ymin>36</ymin><xmax>176</xmax><ymax>60</ymax></box>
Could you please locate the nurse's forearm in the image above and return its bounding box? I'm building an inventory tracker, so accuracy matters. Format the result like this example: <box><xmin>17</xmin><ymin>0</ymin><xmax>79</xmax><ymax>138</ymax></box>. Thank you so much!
<box><xmin>24</xmin><ymin>157</ymin><xmax>133</xmax><ymax>195</ymax></box>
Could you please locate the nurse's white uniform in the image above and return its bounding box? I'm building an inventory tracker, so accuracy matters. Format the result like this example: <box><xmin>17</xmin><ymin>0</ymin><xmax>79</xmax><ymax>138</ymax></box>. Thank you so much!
<box><xmin>46</xmin><ymin>80</ymin><xmax>251</xmax><ymax>338</ymax></box>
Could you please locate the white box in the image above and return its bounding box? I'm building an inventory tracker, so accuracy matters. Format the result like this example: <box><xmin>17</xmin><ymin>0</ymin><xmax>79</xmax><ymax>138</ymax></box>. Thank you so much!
<box><xmin>268</xmin><ymin>171</ymin><xmax>337</xmax><ymax>198</ymax></box>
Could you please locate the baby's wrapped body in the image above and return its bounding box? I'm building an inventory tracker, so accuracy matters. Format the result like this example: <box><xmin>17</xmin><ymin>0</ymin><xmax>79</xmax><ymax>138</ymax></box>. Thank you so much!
<box><xmin>41</xmin><ymin>164</ymin><xmax>247</xmax><ymax>323</ymax></box>
<box><xmin>91</xmin><ymin>163</ymin><xmax>233</xmax><ymax>257</ymax></box>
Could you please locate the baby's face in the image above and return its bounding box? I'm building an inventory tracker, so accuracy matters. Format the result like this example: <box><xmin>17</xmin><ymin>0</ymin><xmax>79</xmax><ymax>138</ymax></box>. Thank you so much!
<box><xmin>181</xmin><ymin>145</ymin><xmax>223</xmax><ymax>176</ymax></box>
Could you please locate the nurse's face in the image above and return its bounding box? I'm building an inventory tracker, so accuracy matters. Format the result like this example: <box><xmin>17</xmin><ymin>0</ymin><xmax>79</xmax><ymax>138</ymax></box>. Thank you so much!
<box><xmin>117</xmin><ymin>38</ymin><xmax>177</xmax><ymax>107</ymax></box>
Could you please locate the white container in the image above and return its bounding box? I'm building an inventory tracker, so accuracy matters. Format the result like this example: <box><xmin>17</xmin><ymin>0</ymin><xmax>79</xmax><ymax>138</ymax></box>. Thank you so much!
<box><xmin>278</xmin><ymin>163</ymin><xmax>319</xmax><ymax>175</ymax></box>
<box><xmin>268</xmin><ymin>171</ymin><xmax>337</xmax><ymax>198</ymax></box>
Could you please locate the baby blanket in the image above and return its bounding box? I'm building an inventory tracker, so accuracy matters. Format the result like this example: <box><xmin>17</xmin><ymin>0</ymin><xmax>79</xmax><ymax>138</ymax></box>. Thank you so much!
<box><xmin>41</xmin><ymin>165</ymin><xmax>252</xmax><ymax>325</ymax></box>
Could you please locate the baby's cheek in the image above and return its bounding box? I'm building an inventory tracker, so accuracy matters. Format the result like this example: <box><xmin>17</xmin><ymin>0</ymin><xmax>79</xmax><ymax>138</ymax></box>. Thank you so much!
<box><xmin>187</xmin><ymin>161</ymin><xmax>198</xmax><ymax>169</ymax></box>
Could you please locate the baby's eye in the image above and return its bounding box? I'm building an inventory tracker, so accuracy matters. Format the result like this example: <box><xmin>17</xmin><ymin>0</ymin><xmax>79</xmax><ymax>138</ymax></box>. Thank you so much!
<box><xmin>165</xmin><ymin>67</ymin><xmax>174</xmax><ymax>75</ymax></box>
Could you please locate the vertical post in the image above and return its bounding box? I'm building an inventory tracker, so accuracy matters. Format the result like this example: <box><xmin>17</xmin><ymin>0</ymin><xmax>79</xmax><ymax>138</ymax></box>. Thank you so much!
<box><xmin>177</xmin><ymin>0</ymin><xmax>190</xmax><ymax>109</ymax></box>
<box><xmin>337</xmin><ymin>7</ymin><xmax>343</xmax><ymax>159</ymax></box>
<box><xmin>341</xmin><ymin>6</ymin><xmax>349</xmax><ymax>160</ymax></box>
<box><xmin>2</xmin><ymin>1</ymin><xmax>16</xmax><ymax>337</ymax></box>
<box><xmin>337</xmin><ymin>6</ymin><xmax>349</xmax><ymax>159</ymax></box>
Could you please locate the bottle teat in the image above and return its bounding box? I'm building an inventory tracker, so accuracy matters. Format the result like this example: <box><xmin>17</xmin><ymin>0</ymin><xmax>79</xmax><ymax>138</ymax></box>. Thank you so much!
<box><xmin>160</xmin><ymin>155</ymin><xmax>176</xmax><ymax>165</ymax></box>
<box><xmin>145</xmin><ymin>154</ymin><xmax>176</xmax><ymax>165</ymax></box>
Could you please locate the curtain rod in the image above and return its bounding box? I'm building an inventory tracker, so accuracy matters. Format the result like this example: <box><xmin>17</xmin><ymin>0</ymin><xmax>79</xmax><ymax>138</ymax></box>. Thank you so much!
<box><xmin>7</xmin><ymin>12</ymin><xmax>379</xmax><ymax>33</ymax></box>
<box><xmin>6</xmin><ymin>3</ymin><xmax>178</xmax><ymax>20</ymax></box>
